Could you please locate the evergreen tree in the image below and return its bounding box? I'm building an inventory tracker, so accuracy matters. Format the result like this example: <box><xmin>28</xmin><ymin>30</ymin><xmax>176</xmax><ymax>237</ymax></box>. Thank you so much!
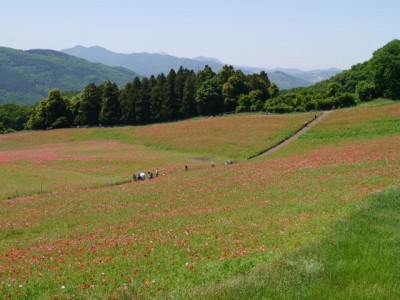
<box><xmin>149</xmin><ymin>73</ymin><xmax>166</xmax><ymax>122</ymax></box>
<box><xmin>160</xmin><ymin>69</ymin><xmax>177</xmax><ymax>121</ymax></box>
<box><xmin>120</xmin><ymin>77</ymin><xmax>141</xmax><ymax>124</ymax></box>
<box><xmin>76</xmin><ymin>83</ymin><xmax>102</xmax><ymax>125</ymax></box>
<box><xmin>175</xmin><ymin>67</ymin><xmax>188</xmax><ymax>119</ymax></box>
<box><xmin>99</xmin><ymin>80</ymin><xmax>121</xmax><ymax>125</ymax></box>
<box><xmin>136</xmin><ymin>77</ymin><xmax>151</xmax><ymax>124</ymax></box>
<box><xmin>181</xmin><ymin>71</ymin><xmax>198</xmax><ymax>118</ymax></box>
<box><xmin>217</xmin><ymin>65</ymin><xmax>235</xmax><ymax>85</ymax></box>
<box><xmin>197</xmin><ymin>65</ymin><xmax>216</xmax><ymax>85</ymax></box>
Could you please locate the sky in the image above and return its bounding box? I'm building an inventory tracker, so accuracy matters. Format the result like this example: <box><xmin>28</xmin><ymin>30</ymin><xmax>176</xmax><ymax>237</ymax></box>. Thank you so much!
<box><xmin>1</xmin><ymin>0</ymin><xmax>399</xmax><ymax>70</ymax></box>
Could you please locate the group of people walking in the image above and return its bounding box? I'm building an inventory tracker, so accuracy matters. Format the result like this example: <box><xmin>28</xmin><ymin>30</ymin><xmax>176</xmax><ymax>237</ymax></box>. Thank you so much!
<box><xmin>132</xmin><ymin>168</ymin><xmax>162</xmax><ymax>182</ymax></box>
<box><xmin>132</xmin><ymin>160</ymin><xmax>234</xmax><ymax>182</ymax></box>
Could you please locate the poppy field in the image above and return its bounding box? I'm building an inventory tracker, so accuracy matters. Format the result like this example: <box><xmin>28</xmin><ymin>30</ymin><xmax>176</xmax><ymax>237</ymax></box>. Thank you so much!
<box><xmin>1</xmin><ymin>102</ymin><xmax>400</xmax><ymax>298</ymax></box>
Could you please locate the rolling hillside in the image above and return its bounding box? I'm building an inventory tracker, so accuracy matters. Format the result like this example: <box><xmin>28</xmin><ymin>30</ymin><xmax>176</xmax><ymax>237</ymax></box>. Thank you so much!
<box><xmin>0</xmin><ymin>47</ymin><xmax>139</xmax><ymax>105</ymax></box>
<box><xmin>1</xmin><ymin>101</ymin><xmax>399</xmax><ymax>298</ymax></box>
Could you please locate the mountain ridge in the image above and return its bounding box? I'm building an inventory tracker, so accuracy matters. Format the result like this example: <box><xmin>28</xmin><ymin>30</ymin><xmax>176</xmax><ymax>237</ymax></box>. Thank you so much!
<box><xmin>62</xmin><ymin>45</ymin><xmax>341</xmax><ymax>89</ymax></box>
<box><xmin>0</xmin><ymin>47</ymin><xmax>139</xmax><ymax>105</ymax></box>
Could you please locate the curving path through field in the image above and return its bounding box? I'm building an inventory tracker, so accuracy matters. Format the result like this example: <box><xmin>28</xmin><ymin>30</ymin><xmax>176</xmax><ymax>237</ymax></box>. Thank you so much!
<box><xmin>254</xmin><ymin>110</ymin><xmax>333</xmax><ymax>158</ymax></box>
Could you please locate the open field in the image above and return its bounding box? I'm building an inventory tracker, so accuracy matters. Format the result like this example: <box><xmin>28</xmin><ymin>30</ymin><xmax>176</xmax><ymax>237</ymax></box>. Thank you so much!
<box><xmin>1</xmin><ymin>102</ymin><xmax>399</xmax><ymax>298</ymax></box>
<box><xmin>0</xmin><ymin>112</ymin><xmax>314</xmax><ymax>200</ymax></box>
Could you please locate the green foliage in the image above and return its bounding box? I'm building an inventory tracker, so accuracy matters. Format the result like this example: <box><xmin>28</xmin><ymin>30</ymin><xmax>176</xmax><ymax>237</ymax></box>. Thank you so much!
<box><xmin>266</xmin><ymin>39</ymin><xmax>400</xmax><ymax>112</ymax></box>
<box><xmin>75</xmin><ymin>83</ymin><xmax>102</xmax><ymax>125</ymax></box>
<box><xmin>0</xmin><ymin>47</ymin><xmax>139</xmax><ymax>105</ymax></box>
<box><xmin>0</xmin><ymin>103</ymin><xmax>32</xmax><ymax>133</ymax></box>
<box><xmin>370</xmin><ymin>39</ymin><xmax>400</xmax><ymax>99</ymax></box>
<box><xmin>196</xmin><ymin>78</ymin><xmax>224</xmax><ymax>115</ymax></box>
<box><xmin>26</xmin><ymin>88</ymin><xmax>72</xmax><ymax>129</ymax></box>
<box><xmin>181</xmin><ymin>72</ymin><xmax>198</xmax><ymax>118</ymax></box>
<box><xmin>236</xmin><ymin>90</ymin><xmax>264</xmax><ymax>112</ymax></box>
<box><xmin>356</xmin><ymin>81</ymin><xmax>376</xmax><ymax>101</ymax></box>
<box><xmin>99</xmin><ymin>81</ymin><xmax>121</xmax><ymax>125</ymax></box>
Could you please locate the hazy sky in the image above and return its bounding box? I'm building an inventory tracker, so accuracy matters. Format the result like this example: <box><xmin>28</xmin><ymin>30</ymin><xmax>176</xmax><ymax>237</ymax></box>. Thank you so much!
<box><xmin>1</xmin><ymin>0</ymin><xmax>399</xmax><ymax>70</ymax></box>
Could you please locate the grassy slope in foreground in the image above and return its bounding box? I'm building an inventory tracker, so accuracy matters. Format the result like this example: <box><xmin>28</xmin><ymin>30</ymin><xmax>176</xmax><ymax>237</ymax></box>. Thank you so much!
<box><xmin>192</xmin><ymin>187</ymin><xmax>400</xmax><ymax>299</ymax></box>
<box><xmin>0</xmin><ymin>101</ymin><xmax>399</xmax><ymax>298</ymax></box>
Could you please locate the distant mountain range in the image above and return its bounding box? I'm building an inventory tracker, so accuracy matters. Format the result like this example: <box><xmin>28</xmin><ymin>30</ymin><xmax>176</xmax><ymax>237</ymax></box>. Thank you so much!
<box><xmin>0</xmin><ymin>47</ymin><xmax>138</xmax><ymax>105</ymax></box>
<box><xmin>62</xmin><ymin>46</ymin><xmax>341</xmax><ymax>90</ymax></box>
<box><xmin>0</xmin><ymin>45</ymin><xmax>341</xmax><ymax>105</ymax></box>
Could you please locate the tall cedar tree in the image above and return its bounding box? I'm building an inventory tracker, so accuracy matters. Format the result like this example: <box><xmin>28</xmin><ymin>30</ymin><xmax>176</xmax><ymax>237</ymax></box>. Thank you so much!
<box><xmin>99</xmin><ymin>80</ymin><xmax>121</xmax><ymax>125</ymax></box>
<box><xmin>181</xmin><ymin>71</ymin><xmax>198</xmax><ymax>118</ymax></box>
<box><xmin>149</xmin><ymin>73</ymin><xmax>166</xmax><ymax>122</ymax></box>
<box><xmin>77</xmin><ymin>83</ymin><xmax>101</xmax><ymax>125</ymax></box>
<box><xmin>160</xmin><ymin>70</ymin><xmax>177</xmax><ymax>121</ymax></box>
<box><xmin>120</xmin><ymin>77</ymin><xmax>141</xmax><ymax>124</ymax></box>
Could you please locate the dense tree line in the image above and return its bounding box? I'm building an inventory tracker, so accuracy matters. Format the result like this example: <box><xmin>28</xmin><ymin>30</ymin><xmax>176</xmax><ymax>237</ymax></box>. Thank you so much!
<box><xmin>26</xmin><ymin>65</ymin><xmax>278</xmax><ymax>129</ymax></box>
<box><xmin>0</xmin><ymin>104</ymin><xmax>32</xmax><ymax>133</ymax></box>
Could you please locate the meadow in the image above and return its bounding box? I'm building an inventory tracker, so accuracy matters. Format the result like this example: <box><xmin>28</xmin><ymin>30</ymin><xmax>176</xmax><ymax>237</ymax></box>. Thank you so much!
<box><xmin>0</xmin><ymin>102</ymin><xmax>399</xmax><ymax>299</ymax></box>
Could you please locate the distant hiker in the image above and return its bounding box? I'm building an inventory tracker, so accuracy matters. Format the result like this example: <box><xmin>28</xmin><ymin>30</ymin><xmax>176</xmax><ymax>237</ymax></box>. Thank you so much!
<box><xmin>185</xmin><ymin>165</ymin><xmax>188</xmax><ymax>171</ymax></box>
<box><xmin>226</xmin><ymin>160</ymin><xmax>233</xmax><ymax>165</ymax></box>
<box><xmin>132</xmin><ymin>174</ymin><xmax>137</xmax><ymax>182</ymax></box>
<box><xmin>155</xmin><ymin>168</ymin><xmax>159</xmax><ymax>177</ymax></box>
<box><xmin>314</xmin><ymin>115</ymin><xmax>317</xmax><ymax>120</ymax></box>
<box><xmin>139</xmin><ymin>172</ymin><xmax>146</xmax><ymax>180</ymax></box>
<box><xmin>211</xmin><ymin>161</ymin><xmax>215</xmax><ymax>168</ymax></box>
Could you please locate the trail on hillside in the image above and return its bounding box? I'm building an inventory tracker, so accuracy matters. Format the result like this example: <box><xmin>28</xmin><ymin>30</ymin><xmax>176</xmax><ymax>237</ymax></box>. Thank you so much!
<box><xmin>253</xmin><ymin>110</ymin><xmax>333</xmax><ymax>158</ymax></box>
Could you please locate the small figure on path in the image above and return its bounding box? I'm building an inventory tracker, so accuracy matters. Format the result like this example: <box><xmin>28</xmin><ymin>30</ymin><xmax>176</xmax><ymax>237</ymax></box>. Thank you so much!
<box><xmin>185</xmin><ymin>165</ymin><xmax>188</xmax><ymax>171</ymax></box>
<box><xmin>156</xmin><ymin>168</ymin><xmax>159</xmax><ymax>177</ymax></box>
<box><xmin>132</xmin><ymin>174</ymin><xmax>137</xmax><ymax>182</ymax></box>
<box><xmin>211</xmin><ymin>161</ymin><xmax>215</xmax><ymax>168</ymax></box>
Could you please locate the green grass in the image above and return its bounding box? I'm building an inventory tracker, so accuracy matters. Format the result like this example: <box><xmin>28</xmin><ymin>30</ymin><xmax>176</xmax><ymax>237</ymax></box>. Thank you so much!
<box><xmin>190</xmin><ymin>187</ymin><xmax>400</xmax><ymax>299</ymax></box>
<box><xmin>267</xmin><ymin>101</ymin><xmax>400</xmax><ymax>158</ymax></box>
<box><xmin>0</xmin><ymin>102</ymin><xmax>400</xmax><ymax>298</ymax></box>
<box><xmin>357</xmin><ymin>98</ymin><xmax>397</xmax><ymax>107</ymax></box>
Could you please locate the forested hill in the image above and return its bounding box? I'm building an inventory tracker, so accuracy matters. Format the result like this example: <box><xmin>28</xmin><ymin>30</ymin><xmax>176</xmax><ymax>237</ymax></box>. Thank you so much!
<box><xmin>0</xmin><ymin>47</ymin><xmax>139</xmax><ymax>105</ymax></box>
<box><xmin>265</xmin><ymin>39</ymin><xmax>400</xmax><ymax>112</ymax></box>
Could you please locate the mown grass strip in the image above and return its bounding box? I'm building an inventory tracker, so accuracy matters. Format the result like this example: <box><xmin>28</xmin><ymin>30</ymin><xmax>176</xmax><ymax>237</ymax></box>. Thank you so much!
<box><xmin>185</xmin><ymin>187</ymin><xmax>400</xmax><ymax>299</ymax></box>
